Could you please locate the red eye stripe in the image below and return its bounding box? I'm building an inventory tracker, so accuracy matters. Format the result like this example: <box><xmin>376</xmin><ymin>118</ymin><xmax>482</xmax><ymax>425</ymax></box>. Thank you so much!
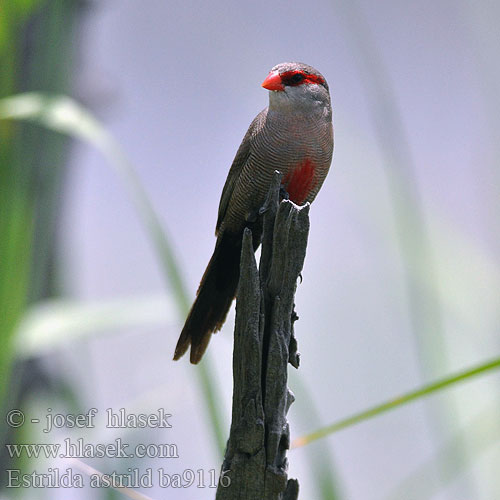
<box><xmin>305</xmin><ymin>73</ymin><xmax>325</xmax><ymax>85</ymax></box>
<box><xmin>280</xmin><ymin>70</ymin><xmax>325</xmax><ymax>87</ymax></box>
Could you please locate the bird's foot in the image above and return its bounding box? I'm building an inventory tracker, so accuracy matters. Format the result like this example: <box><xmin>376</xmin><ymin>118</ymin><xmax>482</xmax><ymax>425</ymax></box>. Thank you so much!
<box><xmin>279</xmin><ymin>184</ymin><xmax>290</xmax><ymax>201</ymax></box>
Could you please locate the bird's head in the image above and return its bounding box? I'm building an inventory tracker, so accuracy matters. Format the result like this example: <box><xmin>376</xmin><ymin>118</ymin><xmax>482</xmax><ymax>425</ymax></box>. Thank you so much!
<box><xmin>262</xmin><ymin>62</ymin><xmax>331</xmax><ymax>112</ymax></box>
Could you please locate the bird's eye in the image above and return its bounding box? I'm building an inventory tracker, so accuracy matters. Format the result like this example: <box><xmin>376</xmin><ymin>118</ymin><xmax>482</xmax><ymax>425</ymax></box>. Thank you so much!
<box><xmin>280</xmin><ymin>71</ymin><xmax>308</xmax><ymax>86</ymax></box>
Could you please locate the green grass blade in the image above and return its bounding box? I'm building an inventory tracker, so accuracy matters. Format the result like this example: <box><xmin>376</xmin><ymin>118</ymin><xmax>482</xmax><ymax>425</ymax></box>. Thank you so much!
<box><xmin>196</xmin><ymin>360</ymin><xmax>228</xmax><ymax>453</ymax></box>
<box><xmin>292</xmin><ymin>356</ymin><xmax>500</xmax><ymax>448</ymax></box>
<box><xmin>0</xmin><ymin>92</ymin><xmax>226</xmax><ymax>454</ymax></box>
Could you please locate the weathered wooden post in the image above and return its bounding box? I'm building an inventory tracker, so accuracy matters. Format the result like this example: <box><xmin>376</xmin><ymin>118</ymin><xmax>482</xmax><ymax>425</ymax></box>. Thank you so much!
<box><xmin>216</xmin><ymin>172</ymin><xmax>309</xmax><ymax>499</ymax></box>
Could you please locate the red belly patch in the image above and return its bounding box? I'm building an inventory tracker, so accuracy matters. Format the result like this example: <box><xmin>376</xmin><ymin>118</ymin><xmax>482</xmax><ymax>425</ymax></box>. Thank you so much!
<box><xmin>283</xmin><ymin>159</ymin><xmax>317</xmax><ymax>205</ymax></box>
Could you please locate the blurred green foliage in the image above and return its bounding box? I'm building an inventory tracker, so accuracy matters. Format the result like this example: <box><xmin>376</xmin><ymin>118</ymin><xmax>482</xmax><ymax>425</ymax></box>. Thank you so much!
<box><xmin>0</xmin><ymin>0</ymin><xmax>83</xmax><ymax>479</ymax></box>
<box><xmin>0</xmin><ymin>91</ymin><xmax>228</xmax><ymax>458</ymax></box>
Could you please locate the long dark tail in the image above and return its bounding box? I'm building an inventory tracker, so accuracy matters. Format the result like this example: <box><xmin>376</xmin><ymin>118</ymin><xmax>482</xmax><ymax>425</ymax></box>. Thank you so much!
<box><xmin>173</xmin><ymin>231</ymin><xmax>242</xmax><ymax>364</ymax></box>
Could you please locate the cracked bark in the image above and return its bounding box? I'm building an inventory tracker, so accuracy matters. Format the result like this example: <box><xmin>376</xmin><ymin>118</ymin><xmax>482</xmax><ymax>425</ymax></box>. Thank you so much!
<box><xmin>216</xmin><ymin>172</ymin><xmax>309</xmax><ymax>500</ymax></box>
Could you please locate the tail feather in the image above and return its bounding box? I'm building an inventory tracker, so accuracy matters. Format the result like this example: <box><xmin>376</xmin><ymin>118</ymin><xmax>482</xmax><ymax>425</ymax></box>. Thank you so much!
<box><xmin>174</xmin><ymin>232</ymin><xmax>242</xmax><ymax>364</ymax></box>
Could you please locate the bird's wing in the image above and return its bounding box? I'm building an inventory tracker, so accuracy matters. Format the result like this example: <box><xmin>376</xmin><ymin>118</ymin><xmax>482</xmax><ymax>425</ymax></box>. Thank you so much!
<box><xmin>216</xmin><ymin>110</ymin><xmax>266</xmax><ymax>234</ymax></box>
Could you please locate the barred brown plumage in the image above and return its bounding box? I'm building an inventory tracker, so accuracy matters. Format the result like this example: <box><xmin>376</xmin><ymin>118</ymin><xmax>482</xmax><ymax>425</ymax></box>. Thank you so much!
<box><xmin>174</xmin><ymin>62</ymin><xmax>333</xmax><ymax>364</ymax></box>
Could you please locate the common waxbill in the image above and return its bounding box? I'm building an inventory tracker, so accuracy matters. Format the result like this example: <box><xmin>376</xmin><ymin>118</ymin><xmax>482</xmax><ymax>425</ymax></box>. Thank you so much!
<box><xmin>174</xmin><ymin>62</ymin><xmax>333</xmax><ymax>363</ymax></box>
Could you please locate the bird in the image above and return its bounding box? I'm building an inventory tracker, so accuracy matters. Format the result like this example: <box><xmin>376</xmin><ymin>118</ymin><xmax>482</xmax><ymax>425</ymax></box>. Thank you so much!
<box><xmin>173</xmin><ymin>62</ymin><xmax>334</xmax><ymax>364</ymax></box>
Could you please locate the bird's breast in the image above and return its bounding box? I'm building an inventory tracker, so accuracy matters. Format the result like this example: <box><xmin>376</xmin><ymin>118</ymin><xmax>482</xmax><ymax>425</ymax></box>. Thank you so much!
<box><xmin>283</xmin><ymin>159</ymin><xmax>318</xmax><ymax>205</ymax></box>
<box><xmin>220</xmin><ymin>109</ymin><xmax>332</xmax><ymax>233</ymax></box>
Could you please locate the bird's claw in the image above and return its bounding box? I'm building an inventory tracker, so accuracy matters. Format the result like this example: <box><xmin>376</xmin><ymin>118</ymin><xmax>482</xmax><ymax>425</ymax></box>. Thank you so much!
<box><xmin>279</xmin><ymin>185</ymin><xmax>290</xmax><ymax>201</ymax></box>
<box><xmin>258</xmin><ymin>205</ymin><xmax>268</xmax><ymax>216</ymax></box>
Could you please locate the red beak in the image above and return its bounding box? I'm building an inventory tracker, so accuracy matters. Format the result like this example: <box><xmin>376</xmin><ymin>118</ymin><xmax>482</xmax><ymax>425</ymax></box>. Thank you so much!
<box><xmin>261</xmin><ymin>70</ymin><xmax>284</xmax><ymax>91</ymax></box>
